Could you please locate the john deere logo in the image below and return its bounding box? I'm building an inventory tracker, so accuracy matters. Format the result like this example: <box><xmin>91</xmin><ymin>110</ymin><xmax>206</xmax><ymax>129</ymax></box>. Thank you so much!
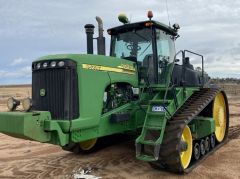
<box><xmin>40</xmin><ymin>89</ymin><xmax>46</xmax><ymax>97</ymax></box>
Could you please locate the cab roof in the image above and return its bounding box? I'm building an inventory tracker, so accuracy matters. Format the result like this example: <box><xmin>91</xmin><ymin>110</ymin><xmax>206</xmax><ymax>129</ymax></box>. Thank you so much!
<box><xmin>107</xmin><ymin>20</ymin><xmax>178</xmax><ymax>36</ymax></box>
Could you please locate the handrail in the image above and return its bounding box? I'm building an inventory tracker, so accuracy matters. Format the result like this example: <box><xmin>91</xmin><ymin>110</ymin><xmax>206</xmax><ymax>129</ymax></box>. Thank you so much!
<box><xmin>163</xmin><ymin>50</ymin><xmax>184</xmax><ymax>117</ymax></box>
<box><xmin>165</xmin><ymin>50</ymin><xmax>184</xmax><ymax>92</ymax></box>
<box><xmin>161</xmin><ymin>50</ymin><xmax>204</xmax><ymax>118</ymax></box>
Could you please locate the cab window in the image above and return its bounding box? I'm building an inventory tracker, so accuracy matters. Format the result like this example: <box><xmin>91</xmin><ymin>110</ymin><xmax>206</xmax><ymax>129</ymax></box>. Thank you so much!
<box><xmin>110</xmin><ymin>28</ymin><xmax>153</xmax><ymax>62</ymax></box>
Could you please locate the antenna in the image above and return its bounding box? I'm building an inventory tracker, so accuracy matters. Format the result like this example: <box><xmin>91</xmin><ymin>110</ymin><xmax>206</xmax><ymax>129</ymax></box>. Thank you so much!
<box><xmin>165</xmin><ymin>0</ymin><xmax>171</xmax><ymax>27</ymax></box>
<box><xmin>129</xmin><ymin>14</ymin><xmax>132</xmax><ymax>23</ymax></box>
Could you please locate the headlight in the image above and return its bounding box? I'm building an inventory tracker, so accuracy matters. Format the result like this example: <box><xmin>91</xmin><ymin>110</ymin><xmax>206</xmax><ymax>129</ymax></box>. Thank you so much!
<box><xmin>22</xmin><ymin>98</ymin><xmax>32</xmax><ymax>111</ymax></box>
<box><xmin>43</xmin><ymin>62</ymin><xmax>48</xmax><ymax>68</ymax></box>
<box><xmin>50</xmin><ymin>61</ymin><xmax>56</xmax><ymax>67</ymax></box>
<box><xmin>58</xmin><ymin>61</ymin><xmax>65</xmax><ymax>67</ymax></box>
<box><xmin>7</xmin><ymin>97</ymin><xmax>20</xmax><ymax>111</ymax></box>
<box><xmin>36</xmin><ymin>63</ymin><xmax>41</xmax><ymax>69</ymax></box>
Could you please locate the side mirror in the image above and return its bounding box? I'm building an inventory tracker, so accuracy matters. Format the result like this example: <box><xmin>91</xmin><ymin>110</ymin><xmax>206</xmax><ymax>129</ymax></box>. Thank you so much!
<box><xmin>174</xmin><ymin>59</ymin><xmax>180</xmax><ymax>63</ymax></box>
<box><xmin>173</xmin><ymin>23</ymin><xmax>180</xmax><ymax>31</ymax></box>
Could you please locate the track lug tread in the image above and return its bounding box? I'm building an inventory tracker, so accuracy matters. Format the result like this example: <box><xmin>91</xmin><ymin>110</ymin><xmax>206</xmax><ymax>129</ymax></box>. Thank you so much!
<box><xmin>150</xmin><ymin>88</ymin><xmax>229</xmax><ymax>173</ymax></box>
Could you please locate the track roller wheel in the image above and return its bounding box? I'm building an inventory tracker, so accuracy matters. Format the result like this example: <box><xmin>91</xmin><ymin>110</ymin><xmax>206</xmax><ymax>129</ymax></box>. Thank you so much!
<box><xmin>193</xmin><ymin>142</ymin><xmax>201</xmax><ymax>160</ymax></box>
<box><xmin>79</xmin><ymin>138</ymin><xmax>98</xmax><ymax>151</ymax></box>
<box><xmin>62</xmin><ymin>138</ymin><xmax>98</xmax><ymax>154</ymax></box>
<box><xmin>213</xmin><ymin>92</ymin><xmax>228</xmax><ymax>143</ymax></box>
<box><xmin>210</xmin><ymin>134</ymin><xmax>216</xmax><ymax>148</ymax></box>
<box><xmin>204</xmin><ymin>137</ymin><xmax>210</xmax><ymax>152</ymax></box>
<box><xmin>200</xmin><ymin>139</ymin><xmax>205</xmax><ymax>156</ymax></box>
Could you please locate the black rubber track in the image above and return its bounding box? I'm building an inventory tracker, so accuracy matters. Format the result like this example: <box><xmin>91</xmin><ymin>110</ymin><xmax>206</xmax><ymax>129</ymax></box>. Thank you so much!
<box><xmin>150</xmin><ymin>88</ymin><xmax>229</xmax><ymax>173</ymax></box>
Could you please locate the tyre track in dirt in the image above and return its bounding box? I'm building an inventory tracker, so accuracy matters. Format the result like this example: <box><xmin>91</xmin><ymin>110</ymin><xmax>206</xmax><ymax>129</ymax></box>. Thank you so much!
<box><xmin>0</xmin><ymin>95</ymin><xmax>240</xmax><ymax>178</ymax></box>
<box><xmin>0</xmin><ymin>124</ymin><xmax>239</xmax><ymax>179</ymax></box>
<box><xmin>228</xmin><ymin>125</ymin><xmax>240</xmax><ymax>140</ymax></box>
<box><xmin>0</xmin><ymin>139</ymin><xmax>145</xmax><ymax>178</ymax></box>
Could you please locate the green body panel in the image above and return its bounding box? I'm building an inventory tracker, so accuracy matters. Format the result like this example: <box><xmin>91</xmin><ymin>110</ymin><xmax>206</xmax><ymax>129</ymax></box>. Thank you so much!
<box><xmin>71</xmin><ymin>103</ymin><xmax>142</xmax><ymax>142</ymax></box>
<box><xmin>0</xmin><ymin>111</ymin><xmax>51</xmax><ymax>142</ymax></box>
<box><xmin>0</xmin><ymin>54</ymin><xmax>140</xmax><ymax>146</ymax></box>
<box><xmin>0</xmin><ymin>111</ymin><xmax>70</xmax><ymax>146</ymax></box>
<box><xmin>40</xmin><ymin>54</ymin><xmax>138</xmax><ymax>130</ymax></box>
<box><xmin>190</xmin><ymin>117</ymin><xmax>215</xmax><ymax>139</ymax></box>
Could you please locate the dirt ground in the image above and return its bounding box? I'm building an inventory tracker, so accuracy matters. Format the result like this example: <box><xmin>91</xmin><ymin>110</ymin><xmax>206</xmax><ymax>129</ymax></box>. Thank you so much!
<box><xmin>0</xmin><ymin>86</ymin><xmax>239</xmax><ymax>179</ymax></box>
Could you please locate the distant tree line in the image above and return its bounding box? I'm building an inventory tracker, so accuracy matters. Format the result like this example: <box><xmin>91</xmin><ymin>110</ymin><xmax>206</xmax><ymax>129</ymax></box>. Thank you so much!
<box><xmin>211</xmin><ymin>78</ymin><xmax>240</xmax><ymax>85</ymax></box>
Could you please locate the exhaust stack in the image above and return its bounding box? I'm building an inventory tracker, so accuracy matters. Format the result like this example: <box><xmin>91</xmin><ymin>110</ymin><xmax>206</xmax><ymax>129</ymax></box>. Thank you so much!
<box><xmin>84</xmin><ymin>24</ymin><xmax>95</xmax><ymax>54</ymax></box>
<box><xmin>95</xmin><ymin>16</ymin><xmax>106</xmax><ymax>55</ymax></box>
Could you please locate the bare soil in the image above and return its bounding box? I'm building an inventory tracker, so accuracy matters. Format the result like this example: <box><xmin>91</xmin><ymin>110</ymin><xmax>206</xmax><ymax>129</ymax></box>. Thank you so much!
<box><xmin>0</xmin><ymin>86</ymin><xmax>239</xmax><ymax>179</ymax></box>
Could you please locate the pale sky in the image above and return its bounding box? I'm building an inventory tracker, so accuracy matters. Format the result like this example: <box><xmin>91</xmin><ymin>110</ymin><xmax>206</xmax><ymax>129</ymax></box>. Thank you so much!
<box><xmin>0</xmin><ymin>0</ymin><xmax>239</xmax><ymax>84</ymax></box>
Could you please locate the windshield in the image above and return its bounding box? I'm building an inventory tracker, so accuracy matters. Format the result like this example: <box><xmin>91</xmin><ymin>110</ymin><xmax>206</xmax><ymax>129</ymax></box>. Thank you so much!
<box><xmin>110</xmin><ymin>28</ymin><xmax>153</xmax><ymax>62</ymax></box>
<box><xmin>110</xmin><ymin>27</ymin><xmax>175</xmax><ymax>86</ymax></box>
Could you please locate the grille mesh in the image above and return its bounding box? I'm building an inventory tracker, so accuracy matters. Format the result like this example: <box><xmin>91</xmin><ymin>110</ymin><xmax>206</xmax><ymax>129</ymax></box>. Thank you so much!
<box><xmin>32</xmin><ymin>66</ymin><xmax>79</xmax><ymax>120</ymax></box>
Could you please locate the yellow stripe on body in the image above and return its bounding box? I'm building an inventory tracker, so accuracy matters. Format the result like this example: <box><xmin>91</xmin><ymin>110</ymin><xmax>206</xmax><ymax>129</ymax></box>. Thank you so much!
<box><xmin>82</xmin><ymin>64</ymin><xmax>136</xmax><ymax>75</ymax></box>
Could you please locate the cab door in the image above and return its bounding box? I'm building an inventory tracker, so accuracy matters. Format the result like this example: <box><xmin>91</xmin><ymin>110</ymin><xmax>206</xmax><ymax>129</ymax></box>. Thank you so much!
<box><xmin>155</xmin><ymin>29</ymin><xmax>176</xmax><ymax>85</ymax></box>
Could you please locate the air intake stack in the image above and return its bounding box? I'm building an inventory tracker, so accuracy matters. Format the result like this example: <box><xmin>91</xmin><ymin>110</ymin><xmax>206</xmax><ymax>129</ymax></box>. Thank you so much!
<box><xmin>84</xmin><ymin>16</ymin><xmax>106</xmax><ymax>55</ymax></box>
<box><xmin>84</xmin><ymin>24</ymin><xmax>95</xmax><ymax>54</ymax></box>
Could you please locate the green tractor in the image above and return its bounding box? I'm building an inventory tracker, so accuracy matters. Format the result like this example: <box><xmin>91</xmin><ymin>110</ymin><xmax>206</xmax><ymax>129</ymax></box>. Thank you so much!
<box><xmin>0</xmin><ymin>12</ymin><xmax>229</xmax><ymax>173</ymax></box>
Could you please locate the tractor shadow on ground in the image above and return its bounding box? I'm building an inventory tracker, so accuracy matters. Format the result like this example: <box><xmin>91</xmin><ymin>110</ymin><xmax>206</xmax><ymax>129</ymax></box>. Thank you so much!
<box><xmin>94</xmin><ymin>133</ymin><xmax>136</xmax><ymax>151</ymax></box>
<box><xmin>228</xmin><ymin>125</ymin><xmax>240</xmax><ymax>140</ymax></box>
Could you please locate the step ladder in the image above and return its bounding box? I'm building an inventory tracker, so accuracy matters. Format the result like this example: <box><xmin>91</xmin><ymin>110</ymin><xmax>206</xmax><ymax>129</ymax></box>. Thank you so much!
<box><xmin>136</xmin><ymin>99</ymin><xmax>172</xmax><ymax>161</ymax></box>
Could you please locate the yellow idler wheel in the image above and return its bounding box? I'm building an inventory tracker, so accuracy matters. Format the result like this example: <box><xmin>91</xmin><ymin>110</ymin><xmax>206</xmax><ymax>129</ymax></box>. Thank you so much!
<box><xmin>79</xmin><ymin>138</ymin><xmax>98</xmax><ymax>151</ymax></box>
<box><xmin>213</xmin><ymin>92</ymin><xmax>227</xmax><ymax>142</ymax></box>
<box><xmin>180</xmin><ymin>125</ymin><xmax>193</xmax><ymax>169</ymax></box>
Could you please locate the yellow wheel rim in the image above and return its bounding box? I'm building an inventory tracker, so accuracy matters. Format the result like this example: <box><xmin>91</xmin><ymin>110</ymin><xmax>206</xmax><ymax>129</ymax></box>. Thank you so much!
<box><xmin>213</xmin><ymin>92</ymin><xmax>227</xmax><ymax>142</ymax></box>
<box><xmin>79</xmin><ymin>138</ymin><xmax>97</xmax><ymax>151</ymax></box>
<box><xmin>180</xmin><ymin>125</ymin><xmax>193</xmax><ymax>169</ymax></box>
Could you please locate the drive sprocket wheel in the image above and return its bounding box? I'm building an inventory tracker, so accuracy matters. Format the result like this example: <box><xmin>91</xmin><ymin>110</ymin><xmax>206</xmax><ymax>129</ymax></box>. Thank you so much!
<box><xmin>180</xmin><ymin>125</ymin><xmax>193</xmax><ymax>169</ymax></box>
<box><xmin>149</xmin><ymin>122</ymin><xmax>193</xmax><ymax>173</ymax></box>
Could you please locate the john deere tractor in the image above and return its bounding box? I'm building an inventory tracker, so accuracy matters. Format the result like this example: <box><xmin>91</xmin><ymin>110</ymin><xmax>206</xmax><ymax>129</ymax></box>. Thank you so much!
<box><xmin>0</xmin><ymin>12</ymin><xmax>229</xmax><ymax>173</ymax></box>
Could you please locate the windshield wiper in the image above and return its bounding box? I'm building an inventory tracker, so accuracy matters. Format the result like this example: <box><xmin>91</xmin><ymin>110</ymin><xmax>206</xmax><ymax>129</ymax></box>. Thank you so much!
<box><xmin>139</xmin><ymin>43</ymin><xmax>152</xmax><ymax>56</ymax></box>
<box><xmin>134</xmin><ymin>31</ymin><xmax>150</xmax><ymax>42</ymax></box>
<box><xmin>133</xmin><ymin>31</ymin><xmax>152</xmax><ymax>56</ymax></box>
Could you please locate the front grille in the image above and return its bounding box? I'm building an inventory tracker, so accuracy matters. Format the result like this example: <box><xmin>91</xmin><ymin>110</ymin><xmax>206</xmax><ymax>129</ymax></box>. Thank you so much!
<box><xmin>32</xmin><ymin>60</ymin><xmax>79</xmax><ymax>120</ymax></box>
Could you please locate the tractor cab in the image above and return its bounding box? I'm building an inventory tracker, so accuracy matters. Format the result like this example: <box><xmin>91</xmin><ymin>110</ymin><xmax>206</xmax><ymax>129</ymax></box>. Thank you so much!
<box><xmin>108</xmin><ymin>16</ymin><xmax>178</xmax><ymax>86</ymax></box>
